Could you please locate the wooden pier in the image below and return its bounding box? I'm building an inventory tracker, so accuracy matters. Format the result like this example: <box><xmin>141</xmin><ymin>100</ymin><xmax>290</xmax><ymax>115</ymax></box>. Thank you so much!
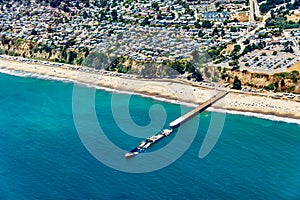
<box><xmin>169</xmin><ymin>92</ymin><xmax>228</xmax><ymax>128</ymax></box>
<box><xmin>125</xmin><ymin>91</ymin><xmax>228</xmax><ymax>159</ymax></box>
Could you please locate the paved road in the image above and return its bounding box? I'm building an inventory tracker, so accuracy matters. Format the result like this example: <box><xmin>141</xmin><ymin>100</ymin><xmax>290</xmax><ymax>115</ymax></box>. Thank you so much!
<box><xmin>253</xmin><ymin>0</ymin><xmax>262</xmax><ymax>18</ymax></box>
<box><xmin>237</xmin><ymin>0</ymin><xmax>283</xmax><ymax>54</ymax></box>
<box><xmin>249</xmin><ymin>0</ymin><xmax>255</xmax><ymax>23</ymax></box>
<box><xmin>249</xmin><ymin>0</ymin><xmax>262</xmax><ymax>23</ymax></box>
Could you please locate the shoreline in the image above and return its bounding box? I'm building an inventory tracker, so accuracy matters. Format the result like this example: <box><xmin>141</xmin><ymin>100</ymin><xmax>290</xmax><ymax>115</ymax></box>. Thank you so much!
<box><xmin>0</xmin><ymin>58</ymin><xmax>300</xmax><ymax>125</ymax></box>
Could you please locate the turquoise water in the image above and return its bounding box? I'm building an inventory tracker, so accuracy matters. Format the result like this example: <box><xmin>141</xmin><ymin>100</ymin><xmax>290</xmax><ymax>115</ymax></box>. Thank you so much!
<box><xmin>0</xmin><ymin>72</ymin><xmax>300</xmax><ymax>199</ymax></box>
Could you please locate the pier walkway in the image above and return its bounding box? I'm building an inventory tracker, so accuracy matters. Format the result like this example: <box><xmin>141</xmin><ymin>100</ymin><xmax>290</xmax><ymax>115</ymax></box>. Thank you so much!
<box><xmin>169</xmin><ymin>92</ymin><xmax>228</xmax><ymax>128</ymax></box>
<box><xmin>125</xmin><ymin>91</ymin><xmax>228</xmax><ymax>158</ymax></box>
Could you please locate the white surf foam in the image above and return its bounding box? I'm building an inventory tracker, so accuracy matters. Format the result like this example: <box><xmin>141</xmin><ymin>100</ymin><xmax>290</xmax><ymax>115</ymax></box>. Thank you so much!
<box><xmin>1</xmin><ymin>68</ymin><xmax>299</xmax><ymax>125</ymax></box>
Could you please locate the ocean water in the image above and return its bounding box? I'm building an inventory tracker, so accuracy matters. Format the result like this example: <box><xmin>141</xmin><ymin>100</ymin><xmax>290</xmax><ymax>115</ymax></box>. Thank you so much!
<box><xmin>0</xmin><ymin>72</ymin><xmax>300</xmax><ymax>199</ymax></box>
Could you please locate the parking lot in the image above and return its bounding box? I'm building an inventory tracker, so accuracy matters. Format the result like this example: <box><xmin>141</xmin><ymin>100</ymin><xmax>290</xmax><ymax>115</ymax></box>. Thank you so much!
<box><xmin>239</xmin><ymin>50</ymin><xmax>300</xmax><ymax>73</ymax></box>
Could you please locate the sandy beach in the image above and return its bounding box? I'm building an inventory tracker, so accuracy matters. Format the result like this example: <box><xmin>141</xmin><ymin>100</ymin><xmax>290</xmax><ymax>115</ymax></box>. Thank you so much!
<box><xmin>1</xmin><ymin>58</ymin><xmax>300</xmax><ymax>121</ymax></box>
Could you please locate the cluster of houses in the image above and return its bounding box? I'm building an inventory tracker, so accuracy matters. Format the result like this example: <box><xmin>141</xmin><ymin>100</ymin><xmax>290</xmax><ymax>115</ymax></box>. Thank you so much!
<box><xmin>201</xmin><ymin>11</ymin><xmax>229</xmax><ymax>22</ymax></box>
<box><xmin>0</xmin><ymin>1</ymin><xmax>112</xmax><ymax>50</ymax></box>
<box><xmin>94</xmin><ymin>27</ymin><xmax>203</xmax><ymax>62</ymax></box>
<box><xmin>0</xmin><ymin>0</ymin><xmax>298</xmax><ymax>74</ymax></box>
<box><xmin>93</xmin><ymin>21</ymin><xmax>259</xmax><ymax>63</ymax></box>
<box><xmin>0</xmin><ymin>0</ymin><xmax>251</xmax><ymax>61</ymax></box>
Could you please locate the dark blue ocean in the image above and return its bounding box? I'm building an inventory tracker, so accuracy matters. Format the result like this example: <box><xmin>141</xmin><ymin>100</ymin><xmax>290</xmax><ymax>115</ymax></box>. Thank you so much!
<box><xmin>0</xmin><ymin>72</ymin><xmax>300</xmax><ymax>199</ymax></box>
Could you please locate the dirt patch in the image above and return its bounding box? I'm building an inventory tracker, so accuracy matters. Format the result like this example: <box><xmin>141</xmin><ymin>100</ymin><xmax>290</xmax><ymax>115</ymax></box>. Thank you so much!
<box><xmin>224</xmin><ymin>44</ymin><xmax>234</xmax><ymax>54</ymax></box>
<box><xmin>288</xmin><ymin>60</ymin><xmax>300</xmax><ymax>72</ymax></box>
<box><xmin>287</xmin><ymin>12</ymin><xmax>300</xmax><ymax>22</ymax></box>
<box><xmin>229</xmin><ymin>12</ymin><xmax>249</xmax><ymax>22</ymax></box>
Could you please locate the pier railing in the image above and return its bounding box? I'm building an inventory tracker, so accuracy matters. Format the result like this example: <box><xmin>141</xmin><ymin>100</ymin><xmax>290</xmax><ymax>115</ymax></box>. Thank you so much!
<box><xmin>169</xmin><ymin>92</ymin><xmax>228</xmax><ymax>128</ymax></box>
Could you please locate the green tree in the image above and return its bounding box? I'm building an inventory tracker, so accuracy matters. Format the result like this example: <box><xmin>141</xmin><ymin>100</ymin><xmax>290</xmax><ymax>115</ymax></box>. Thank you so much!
<box><xmin>198</xmin><ymin>30</ymin><xmax>205</xmax><ymax>37</ymax></box>
<box><xmin>111</xmin><ymin>10</ymin><xmax>118</xmax><ymax>21</ymax></box>
<box><xmin>234</xmin><ymin>45</ymin><xmax>241</xmax><ymax>52</ymax></box>
<box><xmin>195</xmin><ymin>70</ymin><xmax>203</xmax><ymax>82</ymax></box>
<box><xmin>68</xmin><ymin>51</ymin><xmax>77</xmax><ymax>64</ymax></box>
<box><xmin>243</xmin><ymin>39</ymin><xmax>250</xmax><ymax>45</ymax></box>
<box><xmin>61</xmin><ymin>47</ymin><xmax>68</xmax><ymax>60</ymax></box>
<box><xmin>202</xmin><ymin>20</ymin><xmax>213</xmax><ymax>28</ymax></box>
<box><xmin>151</xmin><ymin>2</ymin><xmax>159</xmax><ymax>11</ymax></box>
<box><xmin>266</xmin><ymin>83</ymin><xmax>275</xmax><ymax>90</ymax></box>
<box><xmin>232</xmin><ymin>76</ymin><xmax>242</xmax><ymax>90</ymax></box>
<box><xmin>230</xmin><ymin>26</ymin><xmax>237</xmax><ymax>32</ymax></box>
<box><xmin>195</xmin><ymin>20</ymin><xmax>201</xmax><ymax>28</ymax></box>
<box><xmin>280</xmin><ymin>79</ymin><xmax>285</xmax><ymax>88</ymax></box>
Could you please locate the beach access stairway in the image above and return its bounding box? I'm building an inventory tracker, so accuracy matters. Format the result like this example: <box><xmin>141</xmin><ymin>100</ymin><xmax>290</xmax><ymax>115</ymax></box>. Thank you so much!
<box><xmin>169</xmin><ymin>92</ymin><xmax>228</xmax><ymax>128</ymax></box>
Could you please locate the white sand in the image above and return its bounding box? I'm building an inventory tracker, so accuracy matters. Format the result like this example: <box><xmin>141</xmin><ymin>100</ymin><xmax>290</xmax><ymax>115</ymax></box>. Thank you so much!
<box><xmin>1</xmin><ymin>59</ymin><xmax>300</xmax><ymax>120</ymax></box>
